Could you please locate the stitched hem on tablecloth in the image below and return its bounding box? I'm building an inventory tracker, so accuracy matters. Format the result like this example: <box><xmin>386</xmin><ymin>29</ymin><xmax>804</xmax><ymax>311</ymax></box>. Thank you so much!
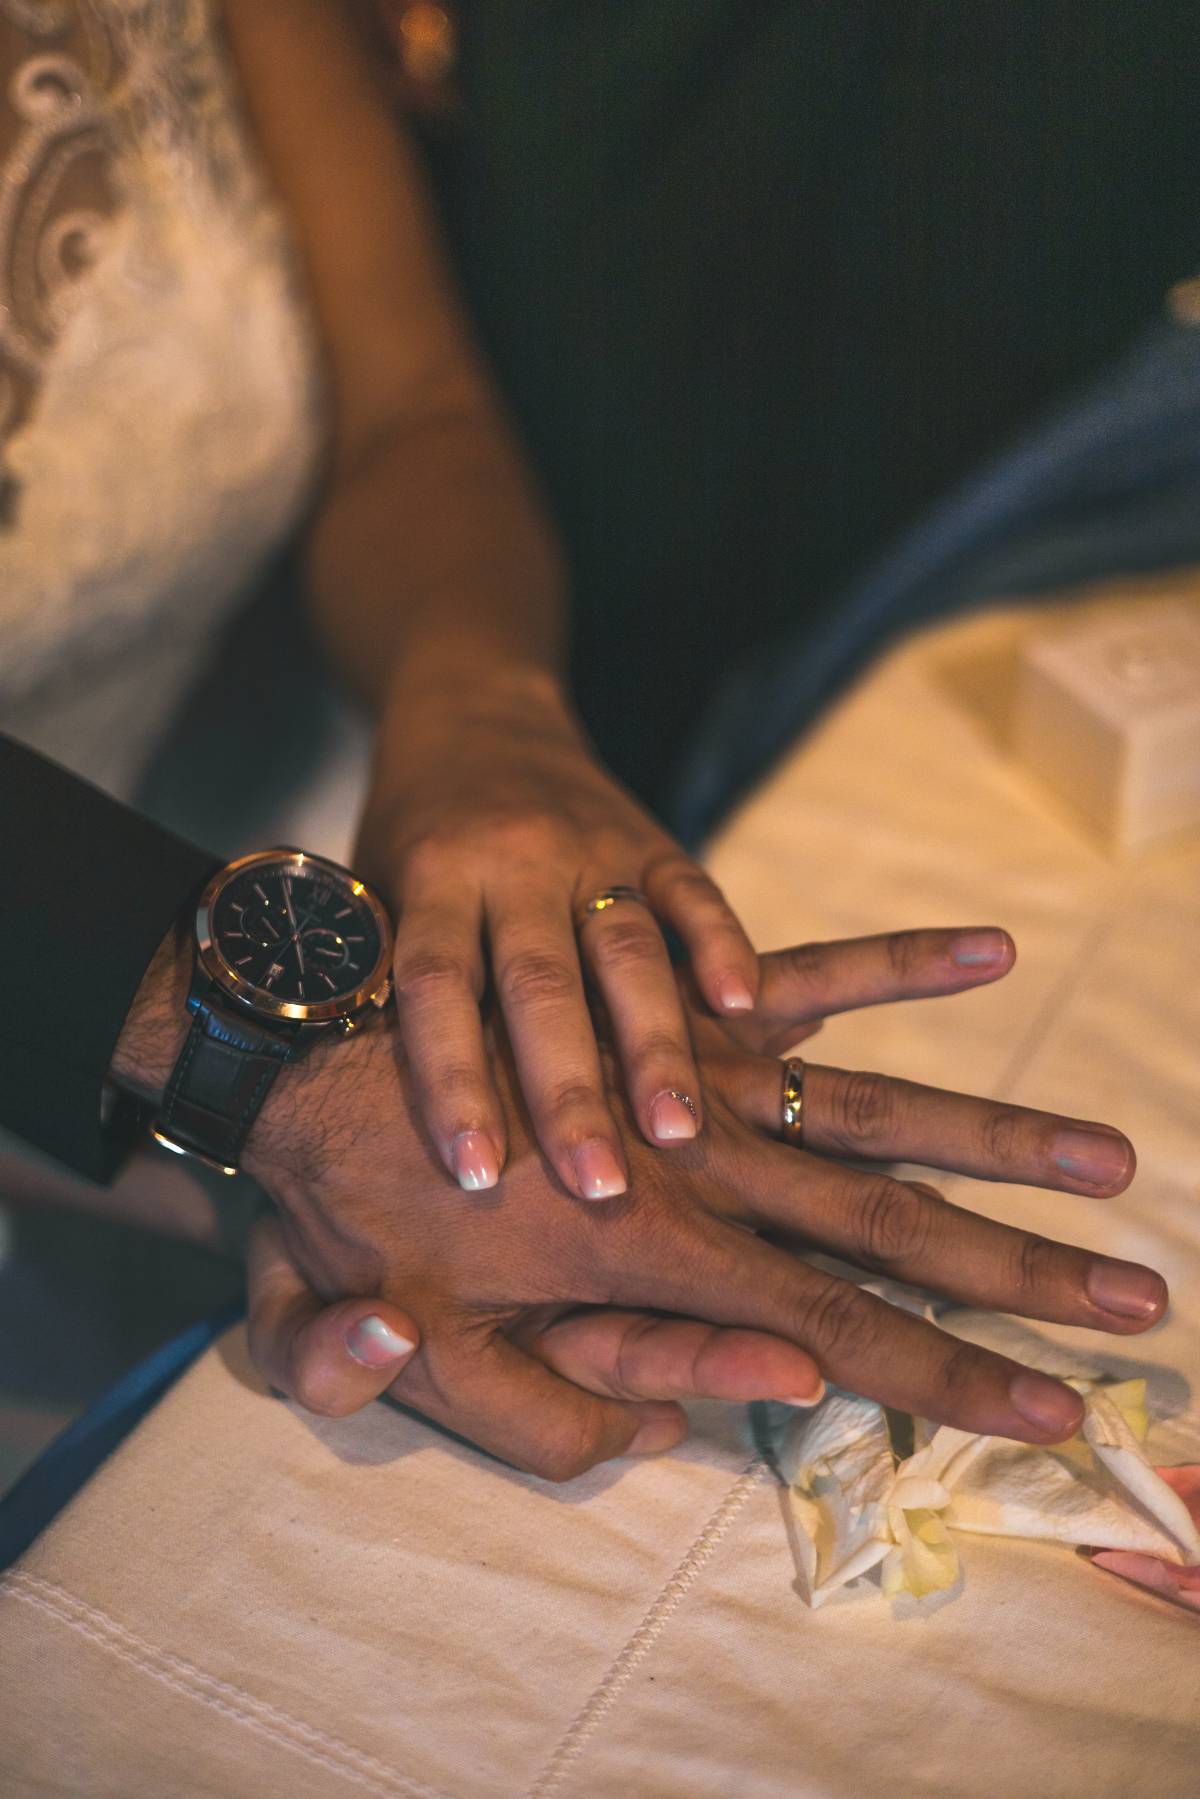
<box><xmin>526</xmin><ymin>1455</ymin><xmax>772</xmax><ymax>1799</ymax></box>
<box><xmin>1</xmin><ymin>1569</ymin><xmax>451</xmax><ymax>1799</ymax></box>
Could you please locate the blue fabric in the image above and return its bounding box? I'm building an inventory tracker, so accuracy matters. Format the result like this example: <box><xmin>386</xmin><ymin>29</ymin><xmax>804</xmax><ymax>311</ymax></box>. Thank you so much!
<box><xmin>0</xmin><ymin>1301</ymin><xmax>243</xmax><ymax>1570</ymax></box>
<box><xmin>671</xmin><ymin>318</ymin><xmax>1200</xmax><ymax>846</ymax></box>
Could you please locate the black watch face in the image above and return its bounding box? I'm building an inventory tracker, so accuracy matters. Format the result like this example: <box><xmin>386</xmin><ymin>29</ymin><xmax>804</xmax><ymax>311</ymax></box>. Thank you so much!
<box><xmin>208</xmin><ymin>857</ymin><xmax>386</xmax><ymax>1011</ymax></box>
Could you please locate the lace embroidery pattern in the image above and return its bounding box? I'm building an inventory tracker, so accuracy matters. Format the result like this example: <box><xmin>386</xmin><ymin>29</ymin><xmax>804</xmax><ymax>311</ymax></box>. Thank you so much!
<box><xmin>0</xmin><ymin>9</ymin><xmax>115</xmax><ymax>449</ymax></box>
<box><xmin>0</xmin><ymin>0</ymin><xmax>322</xmax><ymax>797</ymax></box>
<box><xmin>0</xmin><ymin>0</ymin><xmax>298</xmax><ymax>461</ymax></box>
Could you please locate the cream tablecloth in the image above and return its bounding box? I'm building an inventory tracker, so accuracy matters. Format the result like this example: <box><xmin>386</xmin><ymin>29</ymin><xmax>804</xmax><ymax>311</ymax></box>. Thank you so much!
<box><xmin>3</xmin><ymin>595</ymin><xmax>1199</xmax><ymax>1797</ymax></box>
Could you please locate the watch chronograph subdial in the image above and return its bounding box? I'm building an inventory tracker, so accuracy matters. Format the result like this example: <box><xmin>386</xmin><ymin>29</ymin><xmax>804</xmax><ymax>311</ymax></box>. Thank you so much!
<box><xmin>303</xmin><ymin>928</ymin><xmax>350</xmax><ymax>987</ymax></box>
<box><xmin>236</xmin><ymin>901</ymin><xmax>286</xmax><ymax>948</ymax></box>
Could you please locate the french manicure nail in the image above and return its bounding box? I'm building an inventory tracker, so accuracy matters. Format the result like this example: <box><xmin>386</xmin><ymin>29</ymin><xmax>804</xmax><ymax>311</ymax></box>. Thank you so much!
<box><xmin>716</xmin><ymin>973</ymin><xmax>754</xmax><ymax>1013</ymax></box>
<box><xmin>1008</xmin><ymin>1371</ymin><xmax>1084</xmax><ymax>1438</ymax></box>
<box><xmin>452</xmin><ymin>1130</ymin><xmax>500</xmax><ymax>1192</ymax></box>
<box><xmin>1053</xmin><ymin>1126</ymin><xmax>1133</xmax><ymax>1187</ymax></box>
<box><xmin>649</xmin><ymin>1090</ymin><xmax>698</xmax><ymax>1142</ymax></box>
<box><xmin>346</xmin><ymin>1315</ymin><xmax>416</xmax><ymax>1369</ymax></box>
<box><xmin>780</xmin><ymin>1383</ymin><xmax>826</xmax><ymax>1408</ymax></box>
<box><xmin>573</xmin><ymin>1139</ymin><xmax>627</xmax><ymax>1200</ymax></box>
<box><xmin>1086</xmin><ymin>1259</ymin><xmax>1167</xmax><ymax>1321</ymax></box>
<box><xmin>952</xmin><ymin>929</ymin><xmax>1010</xmax><ymax>967</ymax></box>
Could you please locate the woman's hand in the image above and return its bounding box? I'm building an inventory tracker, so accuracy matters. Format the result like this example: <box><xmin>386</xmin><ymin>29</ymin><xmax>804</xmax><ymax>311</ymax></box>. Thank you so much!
<box><xmin>243</xmin><ymin>926</ymin><xmax>1162</xmax><ymax>1477</ymax></box>
<box><xmin>355</xmin><ymin>663</ymin><xmax>761</xmax><ymax>1200</ymax></box>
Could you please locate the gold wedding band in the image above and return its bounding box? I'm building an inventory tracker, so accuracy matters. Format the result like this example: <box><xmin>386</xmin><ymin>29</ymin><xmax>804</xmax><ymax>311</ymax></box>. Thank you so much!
<box><xmin>781</xmin><ymin>1057</ymin><xmax>805</xmax><ymax>1146</ymax></box>
<box><xmin>583</xmin><ymin>885</ymin><xmax>649</xmax><ymax>918</ymax></box>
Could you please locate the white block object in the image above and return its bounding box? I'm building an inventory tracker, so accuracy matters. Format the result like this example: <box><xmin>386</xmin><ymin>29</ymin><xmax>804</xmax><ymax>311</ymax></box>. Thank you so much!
<box><xmin>1012</xmin><ymin>599</ymin><xmax>1200</xmax><ymax>852</ymax></box>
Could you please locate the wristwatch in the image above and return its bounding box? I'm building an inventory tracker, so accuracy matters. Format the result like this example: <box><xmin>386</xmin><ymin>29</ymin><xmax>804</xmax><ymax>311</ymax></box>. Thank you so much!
<box><xmin>152</xmin><ymin>848</ymin><xmax>394</xmax><ymax>1175</ymax></box>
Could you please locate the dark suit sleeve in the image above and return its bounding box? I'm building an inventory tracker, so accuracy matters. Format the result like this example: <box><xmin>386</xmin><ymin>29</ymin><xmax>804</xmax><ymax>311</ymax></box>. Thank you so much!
<box><xmin>0</xmin><ymin>736</ymin><xmax>220</xmax><ymax>1181</ymax></box>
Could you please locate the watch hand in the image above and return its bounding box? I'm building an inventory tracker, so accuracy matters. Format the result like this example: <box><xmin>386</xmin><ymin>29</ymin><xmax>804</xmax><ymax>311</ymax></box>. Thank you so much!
<box><xmin>281</xmin><ymin>878</ymin><xmax>308</xmax><ymax>979</ymax></box>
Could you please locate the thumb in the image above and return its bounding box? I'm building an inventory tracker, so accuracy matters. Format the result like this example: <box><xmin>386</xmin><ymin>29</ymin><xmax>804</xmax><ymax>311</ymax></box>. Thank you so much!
<box><xmin>246</xmin><ymin>1216</ymin><xmax>419</xmax><ymax>1417</ymax></box>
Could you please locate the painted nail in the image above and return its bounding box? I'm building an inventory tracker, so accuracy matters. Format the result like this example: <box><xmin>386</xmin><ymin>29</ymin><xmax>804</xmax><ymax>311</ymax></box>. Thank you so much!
<box><xmin>573</xmin><ymin>1139</ymin><xmax>627</xmax><ymax>1200</ymax></box>
<box><xmin>628</xmin><ymin>1406</ymin><xmax>687</xmax><ymax>1455</ymax></box>
<box><xmin>649</xmin><ymin>1090</ymin><xmax>698</xmax><ymax>1142</ymax></box>
<box><xmin>346</xmin><ymin>1315</ymin><xmax>416</xmax><ymax>1368</ymax></box>
<box><xmin>452</xmin><ymin>1130</ymin><xmax>500</xmax><ymax>1192</ymax></box>
<box><xmin>1086</xmin><ymin>1259</ymin><xmax>1167</xmax><ymax>1321</ymax></box>
<box><xmin>1053</xmin><ymin>1127</ymin><xmax>1133</xmax><ymax>1187</ymax></box>
<box><xmin>952</xmin><ymin>929</ymin><xmax>1010</xmax><ymax>968</ymax></box>
<box><xmin>780</xmin><ymin>1382</ymin><xmax>826</xmax><ymax>1408</ymax></box>
<box><xmin>716</xmin><ymin>973</ymin><xmax>754</xmax><ymax>1013</ymax></box>
<box><xmin>1092</xmin><ymin>1551</ymin><xmax>1177</xmax><ymax>1595</ymax></box>
<box><xmin>1008</xmin><ymin>1371</ymin><xmax>1084</xmax><ymax>1438</ymax></box>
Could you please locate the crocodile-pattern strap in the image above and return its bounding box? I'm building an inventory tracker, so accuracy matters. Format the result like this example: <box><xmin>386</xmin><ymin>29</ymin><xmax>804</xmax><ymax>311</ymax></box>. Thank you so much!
<box><xmin>154</xmin><ymin>997</ymin><xmax>299</xmax><ymax>1174</ymax></box>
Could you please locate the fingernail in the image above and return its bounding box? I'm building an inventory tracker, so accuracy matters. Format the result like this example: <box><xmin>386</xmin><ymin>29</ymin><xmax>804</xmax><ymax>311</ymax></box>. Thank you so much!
<box><xmin>628</xmin><ymin>1406</ymin><xmax>687</xmax><ymax>1455</ymax></box>
<box><xmin>573</xmin><ymin>1139</ymin><xmax>627</xmax><ymax>1200</ymax></box>
<box><xmin>452</xmin><ymin>1130</ymin><xmax>500</xmax><ymax>1192</ymax></box>
<box><xmin>780</xmin><ymin>1382</ymin><xmax>826</xmax><ymax>1408</ymax></box>
<box><xmin>649</xmin><ymin>1090</ymin><xmax>698</xmax><ymax>1142</ymax></box>
<box><xmin>1008</xmin><ymin>1371</ymin><xmax>1084</xmax><ymax>1438</ymax></box>
<box><xmin>1092</xmin><ymin>1551</ymin><xmax>1175</xmax><ymax>1594</ymax></box>
<box><xmin>1053</xmin><ymin>1126</ymin><xmax>1134</xmax><ymax>1187</ymax></box>
<box><xmin>716</xmin><ymin>973</ymin><xmax>754</xmax><ymax>1013</ymax></box>
<box><xmin>1086</xmin><ymin>1259</ymin><xmax>1167</xmax><ymax>1321</ymax></box>
<box><xmin>346</xmin><ymin>1315</ymin><xmax>416</xmax><ymax>1368</ymax></box>
<box><xmin>952</xmin><ymin>929</ymin><xmax>1010</xmax><ymax>967</ymax></box>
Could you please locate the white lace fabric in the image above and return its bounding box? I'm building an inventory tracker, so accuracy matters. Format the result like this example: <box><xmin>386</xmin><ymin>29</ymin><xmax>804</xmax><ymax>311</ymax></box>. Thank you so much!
<box><xmin>0</xmin><ymin>0</ymin><xmax>323</xmax><ymax>799</ymax></box>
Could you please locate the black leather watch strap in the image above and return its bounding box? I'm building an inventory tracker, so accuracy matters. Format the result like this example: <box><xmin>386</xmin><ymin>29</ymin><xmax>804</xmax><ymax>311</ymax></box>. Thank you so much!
<box><xmin>154</xmin><ymin>995</ymin><xmax>301</xmax><ymax>1174</ymax></box>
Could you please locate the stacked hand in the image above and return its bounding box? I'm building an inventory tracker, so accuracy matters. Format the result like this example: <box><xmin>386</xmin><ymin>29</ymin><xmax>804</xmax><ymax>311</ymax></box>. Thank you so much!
<box><xmin>355</xmin><ymin>667</ymin><xmax>762</xmax><ymax>1199</ymax></box>
<box><xmin>241</xmin><ymin>925</ymin><xmax>1163</xmax><ymax>1481</ymax></box>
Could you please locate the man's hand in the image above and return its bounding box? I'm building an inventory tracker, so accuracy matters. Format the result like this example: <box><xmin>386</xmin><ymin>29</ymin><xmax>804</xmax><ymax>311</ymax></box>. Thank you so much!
<box><xmin>209</xmin><ymin>927</ymin><xmax>1163</xmax><ymax>1481</ymax></box>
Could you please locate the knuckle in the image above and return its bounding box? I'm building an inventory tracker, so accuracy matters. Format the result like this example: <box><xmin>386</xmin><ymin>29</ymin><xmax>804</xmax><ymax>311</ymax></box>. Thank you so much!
<box><xmin>590</xmin><ymin>919</ymin><xmax>664</xmax><ymax>972</ymax></box>
<box><xmin>777</xmin><ymin>941</ymin><xmax>824</xmax><ymax>987</ymax></box>
<box><xmin>852</xmin><ymin>1178</ymin><xmax>933</xmax><ymax>1270</ymax></box>
<box><xmin>546</xmin><ymin>1078</ymin><xmax>603</xmax><ymax>1121</ymax></box>
<box><xmin>826</xmin><ymin>1070</ymin><xmax>898</xmax><ymax>1150</ymax></box>
<box><xmin>936</xmin><ymin>1339</ymin><xmax>986</xmax><ymax>1413</ymax></box>
<box><xmin>393</xmin><ymin>948</ymin><xmax>473</xmax><ymax>1007</ymax></box>
<box><xmin>490</xmin><ymin>812</ymin><xmax>560</xmax><ymax>863</ymax></box>
<box><xmin>662</xmin><ymin>860</ymin><xmax>721</xmax><ymax>909</ymax></box>
<box><xmin>1009</xmin><ymin>1232</ymin><xmax>1062</xmax><ymax>1300</ymax></box>
<box><xmin>627</xmin><ymin>1027</ymin><xmax>689</xmax><ymax>1072</ymax></box>
<box><xmin>402</xmin><ymin>835</ymin><xmax>457</xmax><ymax>889</ymax></box>
<box><xmin>979</xmin><ymin>1104</ymin><xmax>1022</xmax><ymax>1165</ymax></box>
<box><xmin>422</xmin><ymin>1062</ymin><xmax>481</xmax><ymax>1105</ymax></box>
<box><xmin>497</xmin><ymin>950</ymin><xmax>578</xmax><ymax>1010</ymax></box>
<box><xmin>884</xmin><ymin>931</ymin><xmax>922</xmax><ymax>981</ymax></box>
<box><xmin>794</xmin><ymin>1278</ymin><xmax>881</xmax><ymax>1364</ymax></box>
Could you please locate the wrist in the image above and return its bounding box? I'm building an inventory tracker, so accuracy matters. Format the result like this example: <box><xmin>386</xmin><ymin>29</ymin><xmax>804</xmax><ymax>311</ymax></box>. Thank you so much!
<box><xmin>109</xmin><ymin>921</ymin><xmax>193</xmax><ymax>1105</ymax></box>
<box><xmin>381</xmin><ymin>641</ymin><xmax>570</xmax><ymax>729</ymax></box>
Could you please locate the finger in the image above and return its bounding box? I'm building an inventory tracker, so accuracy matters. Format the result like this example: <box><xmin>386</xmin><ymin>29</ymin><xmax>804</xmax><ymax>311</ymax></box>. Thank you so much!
<box><xmin>246</xmin><ymin>1217</ymin><xmax>419</xmax><ymax>1417</ymax></box>
<box><xmin>726</xmin><ymin>1059</ymin><xmax>1136</xmax><ymax>1197</ymax></box>
<box><xmin>642</xmin><ymin>1224</ymin><xmax>1091</xmax><ymax>1445</ymax></box>
<box><xmin>490</xmin><ymin>885</ymin><xmax>628</xmax><ymax>1200</ymax></box>
<box><xmin>393</xmin><ymin>1330</ymin><xmax>687</xmax><ymax>1482</ymax></box>
<box><xmin>642</xmin><ymin>850</ymin><xmax>759</xmax><ymax>1016</ymax></box>
<box><xmin>1091</xmin><ymin>1552</ymin><xmax>1200</xmax><ymax>1611</ymax></box>
<box><xmin>391</xmin><ymin>875</ymin><xmax>506</xmax><ymax>1191</ymax></box>
<box><xmin>527</xmin><ymin>1308</ymin><xmax>824</xmax><ymax>1406</ymax></box>
<box><xmin>579</xmin><ymin>895</ymin><xmax>703</xmax><ymax>1146</ymax></box>
<box><xmin>711</xmin><ymin>1128</ymin><xmax>1165</xmax><ymax>1336</ymax></box>
<box><xmin>735</xmin><ymin>927</ymin><xmax>1016</xmax><ymax>1056</ymax></box>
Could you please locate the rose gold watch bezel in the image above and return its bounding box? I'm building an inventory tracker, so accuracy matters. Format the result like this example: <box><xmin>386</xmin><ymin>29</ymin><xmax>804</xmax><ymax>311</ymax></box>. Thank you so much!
<box><xmin>195</xmin><ymin>848</ymin><xmax>393</xmax><ymax>1025</ymax></box>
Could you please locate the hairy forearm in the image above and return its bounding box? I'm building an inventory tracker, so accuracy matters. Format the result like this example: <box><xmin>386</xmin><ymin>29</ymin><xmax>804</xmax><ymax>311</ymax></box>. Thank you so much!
<box><xmin>305</xmin><ymin>404</ymin><xmax>568</xmax><ymax>711</ymax></box>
